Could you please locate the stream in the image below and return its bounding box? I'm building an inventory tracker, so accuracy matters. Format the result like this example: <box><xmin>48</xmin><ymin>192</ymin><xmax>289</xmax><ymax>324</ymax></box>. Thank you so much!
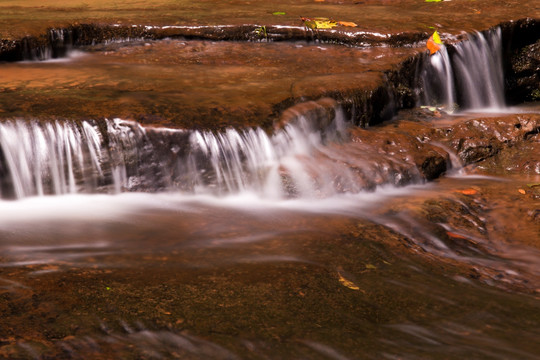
<box><xmin>0</xmin><ymin>19</ymin><xmax>539</xmax><ymax>360</ymax></box>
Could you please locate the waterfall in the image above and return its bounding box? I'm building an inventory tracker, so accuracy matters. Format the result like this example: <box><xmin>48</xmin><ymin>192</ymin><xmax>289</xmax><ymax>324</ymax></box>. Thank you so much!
<box><xmin>418</xmin><ymin>27</ymin><xmax>504</xmax><ymax>111</ymax></box>
<box><xmin>0</xmin><ymin>121</ymin><xmax>106</xmax><ymax>198</ymax></box>
<box><xmin>0</xmin><ymin>112</ymin><xmax>362</xmax><ymax>200</ymax></box>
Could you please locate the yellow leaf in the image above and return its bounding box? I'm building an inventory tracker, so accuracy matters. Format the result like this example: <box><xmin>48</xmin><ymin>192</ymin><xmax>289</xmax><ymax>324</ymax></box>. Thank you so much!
<box><xmin>338</xmin><ymin>272</ymin><xmax>360</xmax><ymax>290</ymax></box>
<box><xmin>432</xmin><ymin>30</ymin><xmax>442</xmax><ymax>44</ymax></box>
<box><xmin>365</xmin><ymin>264</ymin><xmax>377</xmax><ymax>269</ymax></box>
<box><xmin>338</xmin><ymin>21</ymin><xmax>358</xmax><ymax>27</ymax></box>
<box><xmin>301</xmin><ymin>16</ymin><xmax>338</xmax><ymax>29</ymax></box>
<box><xmin>314</xmin><ymin>19</ymin><xmax>337</xmax><ymax>29</ymax></box>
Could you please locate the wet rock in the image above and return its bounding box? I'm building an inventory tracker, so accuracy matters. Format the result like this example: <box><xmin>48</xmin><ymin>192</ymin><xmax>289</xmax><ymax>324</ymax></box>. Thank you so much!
<box><xmin>475</xmin><ymin>130</ymin><xmax>540</xmax><ymax>175</ymax></box>
<box><xmin>354</xmin><ymin>111</ymin><xmax>540</xmax><ymax>183</ymax></box>
<box><xmin>276</xmin><ymin>98</ymin><xmax>337</xmax><ymax>130</ymax></box>
<box><xmin>506</xmin><ymin>40</ymin><xmax>540</xmax><ymax>104</ymax></box>
<box><xmin>501</xmin><ymin>18</ymin><xmax>540</xmax><ymax>104</ymax></box>
<box><xmin>349</xmin><ymin>124</ymin><xmax>449</xmax><ymax>184</ymax></box>
<box><xmin>0</xmin><ymin>24</ymin><xmax>427</xmax><ymax>63</ymax></box>
<box><xmin>419</xmin><ymin>151</ymin><xmax>448</xmax><ymax>181</ymax></box>
<box><xmin>434</xmin><ymin>114</ymin><xmax>540</xmax><ymax>166</ymax></box>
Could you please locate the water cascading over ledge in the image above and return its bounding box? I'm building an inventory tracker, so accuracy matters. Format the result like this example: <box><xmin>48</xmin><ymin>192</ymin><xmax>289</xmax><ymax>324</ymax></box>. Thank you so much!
<box><xmin>416</xmin><ymin>27</ymin><xmax>505</xmax><ymax>111</ymax></box>
<box><xmin>0</xmin><ymin>113</ymin><xmax>376</xmax><ymax>200</ymax></box>
<box><xmin>0</xmin><ymin>110</ymin><xmax>443</xmax><ymax>201</ymax></box>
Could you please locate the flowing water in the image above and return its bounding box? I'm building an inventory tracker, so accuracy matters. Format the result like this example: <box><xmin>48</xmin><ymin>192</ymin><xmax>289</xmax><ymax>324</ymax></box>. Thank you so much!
<box><xmin>418</xmin><ymin>27</ymin><xmax>505</xmax><ymax>111</ymax></box>
<box><xmin>0</xmin><ymin>113</ymin><xmax>353</xmax><ymax>199</ymax></box>
<box><xmin>1</xmin><ymin>25</ymin><xmax>540</xmax><ymax>359</ymax></box>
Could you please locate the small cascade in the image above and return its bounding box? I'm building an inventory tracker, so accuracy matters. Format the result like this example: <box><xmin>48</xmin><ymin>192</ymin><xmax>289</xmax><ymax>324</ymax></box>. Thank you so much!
<box><xmin>185</xmin><ymin>114</ymin><xmax>352</xmax><ymax>198</ymax></box>
<box><xmin>418</xmin><ymin>46</ymin><xmax>456</xmax><ymax>110</ymax></box>
<box><xmin>10</xmin><ymin>26</ymin><xmax>147</xmax><ymax>62</ymax></box>
<box><xmin>0</xmin><ymin>112</ymin><xmax>370</xmax><ymax>200</ymax></box>
<box><xmin>418</xmin><ymin>27</ymin><xmax>505</xmax><ymax>111</ymax></box>
<box><xmin>0</xmin><ymin>121</ymin><xmax>108</xmax><ymax>198</ymax></box>
<box><xmin>19</xmin><ymin>29</ymin><xmax>73</xmax><ymax>61</ymax></box>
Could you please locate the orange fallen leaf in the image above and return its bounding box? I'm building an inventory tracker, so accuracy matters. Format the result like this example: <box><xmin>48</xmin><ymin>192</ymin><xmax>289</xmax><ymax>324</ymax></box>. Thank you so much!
<box><xmin>455</xmin><ymin>189</ymin><xmax>477</xmax><ymax>195</ymax></box>
<box><xmin>518</xmin><ymin>189</ymin><xmax>526</xmax><ymax>195</ymax></box>
<box><xmin>447</xmin><ymin>231</ymin><xmax>468</xmax><ymax>240</ymax></box>
<box><xmin>338</xmin><ymin>21</ymin><xmax>358</xmax><ymax>27</ymax></box>
<box><xmin>427</xmin><ymin>30</ymin><xmax>442</xmax><ymax>55</ymax></box>
<box><xmin>427</xmin><ymin>38</ymin><xmax>441</xmax><ymax>54</ymax></box>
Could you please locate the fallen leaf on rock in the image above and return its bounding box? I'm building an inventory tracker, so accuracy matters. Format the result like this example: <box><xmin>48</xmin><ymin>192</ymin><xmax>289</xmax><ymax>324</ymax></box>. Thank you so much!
<box><xmin>314</xmin><ymin>18</ymin><xmax>337</xmax><ymax>29</ymax></box>
<box><xmin>338</xmin><ymin>271</ymin><xmax>360</xmax><ymax>291</ymax></box>
<box><xmin>527</xmin><ymin>183</ymin><xmax>540</xmax><ymax>188</ymax></box>
<box><xmin>301</xmin><ymin>17</ymin><xmax>338</xmax><ymax>29</ymax></box>
<box><xmin>338</xmin><ymin>21</ymin><xmax>358</xmax><ymax>27</ymax></box>
<box><xmin>425</xmin><ymin>0</ymin><xmax>442</xmax><ymax>2</ymax></box>
<box><xmin>518</xmin><ymin>189</ymin><xmax>526</xmax><ymax>195</ymax></box>
<box><xmin>446</xmin><ymin>231</ymin><xmax>468</xmax><ymax>240</ymax></box>
<box><xmin>272</xmin><ymin>11</ymin><xmax>286</xmax><ymax>15</ymax></box>
<box><xmin>455</xmin><ymin>188</ymin><xmax>477</xmax><ymax>195</ymax></box>
<box><xmin>432</xmin><ymin>30</ymin><xmax>442</xmax><ymax>44</ymax></box>
<box><xmin>427</xmin><ymin>30</ymin><xmax>443</xmax><ymax>55</ymax></box>
<box><xmin>365</xmin><ymin>264</ymin><xmax>377</xmax><ymax>270</ymax></box>
<box><xmin>421</xmin><ymin>105</ymin><xmax>438</xmax><ymax>112</ymax></box>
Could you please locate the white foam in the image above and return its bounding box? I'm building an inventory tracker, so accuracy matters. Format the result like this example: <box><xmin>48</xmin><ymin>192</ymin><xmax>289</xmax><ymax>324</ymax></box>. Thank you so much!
<box><xmin>0</xmin><ymin>183</ymin><xmax>418</xmax><ymax>228</ymax></box>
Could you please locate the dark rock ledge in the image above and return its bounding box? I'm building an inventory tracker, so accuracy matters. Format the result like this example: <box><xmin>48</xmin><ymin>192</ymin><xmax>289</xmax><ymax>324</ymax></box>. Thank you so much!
<box><xmin>0</xmin><ymin>23</ymin><xmax>429</xmax><ymax>63</ymax></box>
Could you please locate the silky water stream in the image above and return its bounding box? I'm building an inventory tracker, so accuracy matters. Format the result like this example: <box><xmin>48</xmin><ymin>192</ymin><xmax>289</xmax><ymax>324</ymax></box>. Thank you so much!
<box><xmin>0</xmin><ymin>29</ymin><xmax>539</xmax><ymax>359</ymax></box>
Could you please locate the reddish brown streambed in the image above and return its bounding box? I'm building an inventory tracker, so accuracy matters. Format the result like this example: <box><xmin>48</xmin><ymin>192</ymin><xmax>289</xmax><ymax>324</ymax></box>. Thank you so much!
<box><xmin>0</xmin><ymin>109</ymin><xmax>539</xmax><ymax>359</ymax></box>
<box><xmin>0</xmin><ymin>39</ymin><xmax>417</xmax><ymax>129</ymax></box>
<box><xmin>0</xmin><ymin>177</ymin><xmax>539</xmax><ymax>359</ymax></box>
